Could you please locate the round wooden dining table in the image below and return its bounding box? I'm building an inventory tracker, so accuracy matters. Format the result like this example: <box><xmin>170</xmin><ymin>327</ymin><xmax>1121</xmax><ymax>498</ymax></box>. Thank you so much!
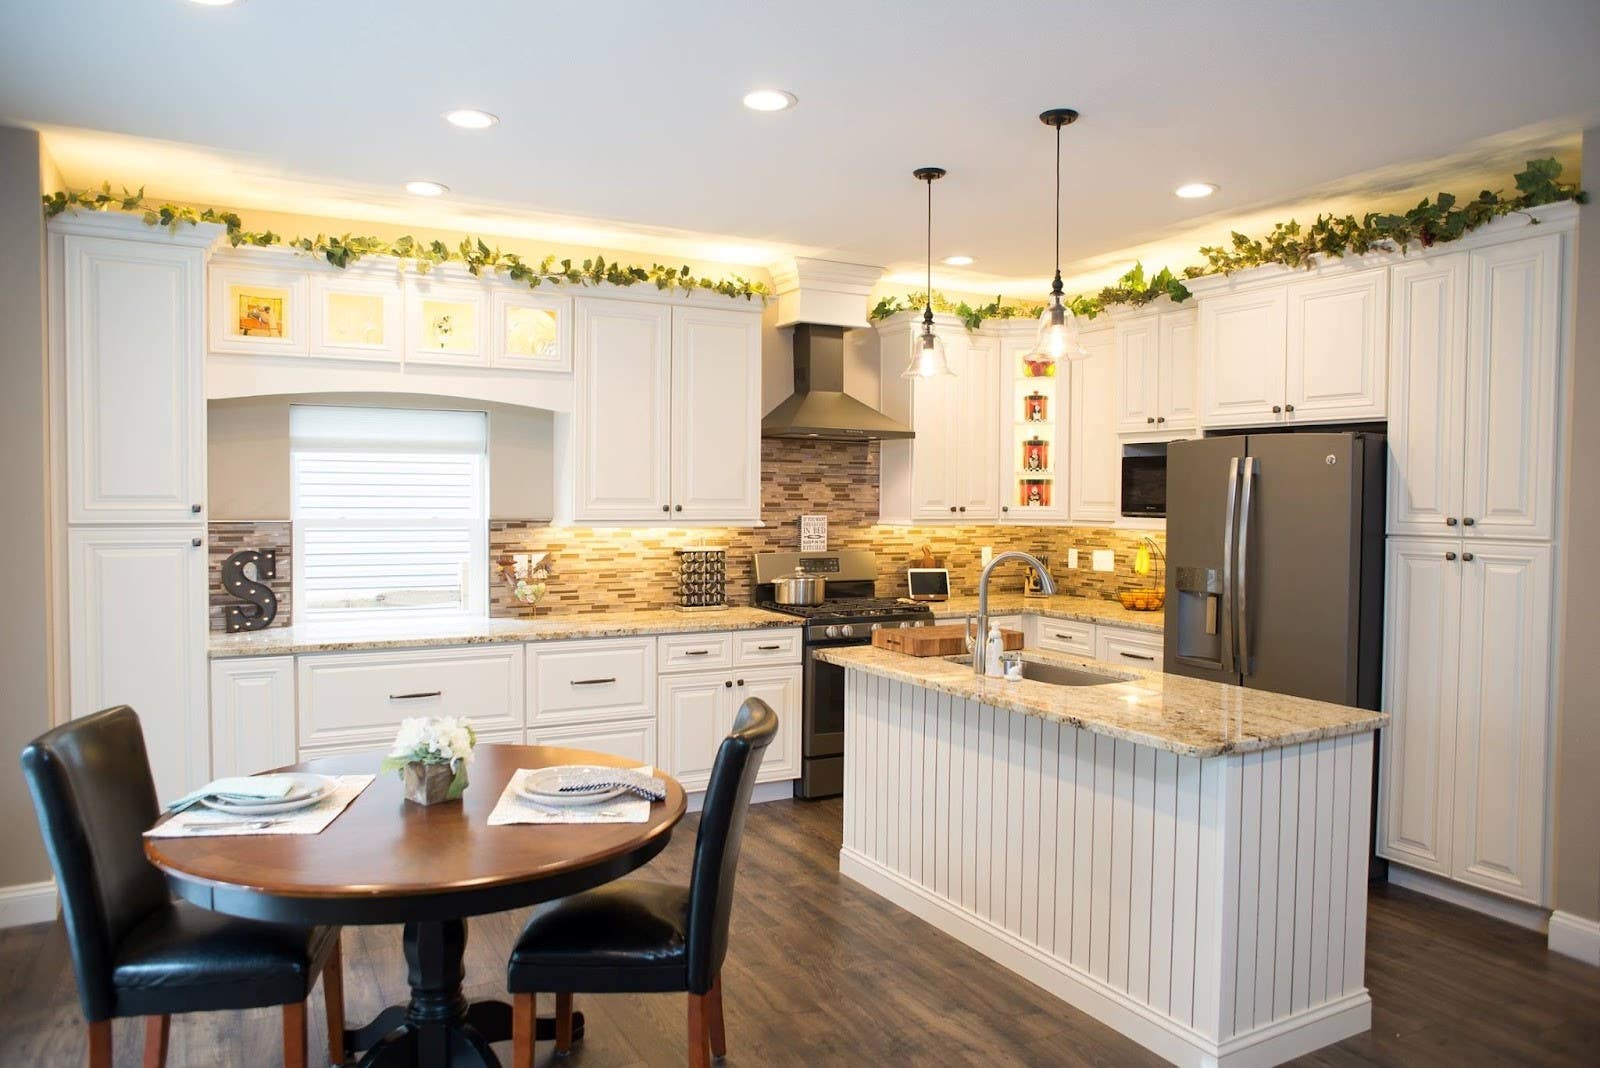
<box><xmin>146</xmin><ymin>744</ymin><xmax>687</xmax><ymax>1068</ymax></box>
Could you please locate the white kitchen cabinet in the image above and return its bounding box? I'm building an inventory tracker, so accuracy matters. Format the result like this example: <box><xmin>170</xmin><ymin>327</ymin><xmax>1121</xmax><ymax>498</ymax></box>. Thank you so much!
<box><xmin>1157</xmin><ymin>310</ymin><xmax>1199</xmax><ymax>431</ymax></box>
<box><xmin>670</xmin><ymin>306</ymin><xmax>762</xmax><ymax>522</ymax></box>
<box><xmin>68</xmin><ymin>526</ymin><xmax>209</xmax><ymax>804</ymax></box>
<box><xmin>1198</xmin><ymin>286</ymin><xmax>1287</xmax><ymax>427</ymax></box>
<box><xmin>657</xmin><ymin>672</ymin><xmax>731</xmax><ymax>792</ymax></box>
<box><xmin>1285</xmin><ymin>270</ymin><xmax>1388</xmax><ymax>421</ymax></box>
<box><xmin>526</xmin><ymin>636</ymin><xmax>656</xmax><ymax>726</ymax></box>
<box><xmin>906</xmin><ymin>366</ymin><xmax>958</xmax><ymax>521</ymax></box>
<box><xmin>1068</xmin><ymin>328</ymin><xmax>1120</xmax><ymax>523</ymax></box>
<box><xmin>997</xmin><ymin>326</ymin><xmax>1070</xmax><ymax>523</ymax></box>
<box><xmin>207</xmin><ymin>261</ymin><xmax>309</xmax><ymax>358</ymax></box>
<box><xmin>210</xmin><ymin>656</ymin><xmax>297</xmax><ymax>778</ymax></box>
<box><xmin>1115</xmin><ymin>308</ymin><xmax>1199</xmax><ymax>436</ymax></box>
<box><xmin>654</xmin><ymin>634</ymin><xmax>802</xmax><ymax>792</ymax></box>
<box><xmin>405</xmin><ymin>275</ymin><xmax>491</xmax><ymax>368</ymax></box>
<box><xmin>1379</xmin><ymin>538</ymin><xmax>1553</xmax><ymax>904</ymax></box>
<box><xmin>1387</xmin><ymin>254</ymin><xmax>1469</xmax><ymax>537</ymax></box>
<box><xmin>310</xmin><ymin>269</ymin><xmax>405</xmax><ymax>363</ymax></box>
<box><xmin>1095</xmin><ymin>625</ymin><xmax>1163</xmax><ymax>670</ymax></box>
<box><xmin>528</xmin><ymin>717</ymin><xmax>656</xmax><ymax>767</ymax></box>
<box><xmin>1035</xmin><ymin>617</ymin><xmax>1095</xmax><ymax>656</ymax></box>
<box><xmin>736</xmin><ymin>665</ymin><xmax>802</xmax><ymax>783</ymax></box>
<box><xmin>59</xmin><ymin>229</ymin><xmax>210</xmax><ymax>524</ymax></box>
<box><xmin>491</xmin><ymin>290</ymin><xmax>572</xmax><ymax>372</ymax></box>
<box><xmin>1461</xmin><ymin>235</ymin><xmax>1562</xmax><ymax>541</ymax></box>
<box><xmin>569</xmin><ymin>299</ymin><xmax>673</xmax><ymax>521</ymax></box>
<box><xmin>954</xmin><ymin>333</ymin><xmax>1002</xmax><ymax>520</ymax></box>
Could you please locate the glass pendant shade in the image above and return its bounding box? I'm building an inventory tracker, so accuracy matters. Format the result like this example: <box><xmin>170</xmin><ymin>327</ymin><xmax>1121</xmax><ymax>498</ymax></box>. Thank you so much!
<box><xmin>904</xmin><ymin>318</ymin><xmax>954</xmax><ymax>378</ymax></box>
<box><xmin>1030</xmin><ymin>296</ymin><xmax>1088</xmax><ymax>369</ymax></box>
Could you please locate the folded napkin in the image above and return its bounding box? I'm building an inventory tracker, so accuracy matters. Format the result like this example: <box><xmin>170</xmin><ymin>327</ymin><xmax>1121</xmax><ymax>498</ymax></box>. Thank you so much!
<box><xmin>166</xmin><ymin>775</ymin><xmax>298</xmax><ymax>813</ymax></box>
<box><xmin>553</xmin><ymin>767</ymin><xmax>667</xmax><ymax>802</ymax></box>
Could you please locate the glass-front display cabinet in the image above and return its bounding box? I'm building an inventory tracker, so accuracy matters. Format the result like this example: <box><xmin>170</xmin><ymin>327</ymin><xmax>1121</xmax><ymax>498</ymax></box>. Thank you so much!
<box><xmin>997</xmin><ymin>322</ymin><xmax>1069</xmax><ymax>522</ymax></box>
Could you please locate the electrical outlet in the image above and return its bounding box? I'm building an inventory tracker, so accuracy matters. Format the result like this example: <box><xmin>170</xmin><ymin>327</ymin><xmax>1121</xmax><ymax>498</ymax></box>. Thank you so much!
<box><xmin>1092</xmin><ymin>549</ymin><xmax>1115</xmax><ymax>572</ymax></box>
<box><xmin>980</xmin><ymin>546</ymin><xmax>993</xmax><ymax>566</ymax></box>
<box><xmin>1066</xmin><ymin>548</ymin><xmax>1079</xmax><ymax>569</ymax></box>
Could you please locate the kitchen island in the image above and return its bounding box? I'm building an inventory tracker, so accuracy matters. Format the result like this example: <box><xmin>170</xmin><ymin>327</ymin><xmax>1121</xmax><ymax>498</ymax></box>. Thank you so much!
<box><xmin>817</xmin><ymin>645</ymin><xmax>1385</xmax><ymax>1068</ymax></box>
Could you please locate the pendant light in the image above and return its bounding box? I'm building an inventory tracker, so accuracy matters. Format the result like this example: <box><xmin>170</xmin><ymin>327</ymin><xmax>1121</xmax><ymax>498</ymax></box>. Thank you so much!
<box><xmin>1031</xmin><ymin>108</ymin><xmax>1088</xmax><ymax>368</ymax></box>
<box><xmin>904</xmin><ymin>166</ymin><xmax>955</xmax><ymax>378</ymax></box>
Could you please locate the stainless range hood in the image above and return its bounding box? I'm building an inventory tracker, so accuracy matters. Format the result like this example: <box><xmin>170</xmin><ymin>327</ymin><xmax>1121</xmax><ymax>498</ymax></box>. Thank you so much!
<box><xmin>761</xmin><ymin>323</ymin><xmax>914</xmax><ymax>441</ymax></box>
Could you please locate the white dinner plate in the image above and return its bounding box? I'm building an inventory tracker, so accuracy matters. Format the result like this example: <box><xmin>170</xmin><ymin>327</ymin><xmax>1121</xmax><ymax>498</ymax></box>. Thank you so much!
<box><xmin>199</xmin><ymin>774</ymin><xmax>335</xmax><ymax>816</ymax></box>
<box><xmin>517</xmin><ymin>766</ymin><xmax>627</xmax><ymax>807</ymax></box>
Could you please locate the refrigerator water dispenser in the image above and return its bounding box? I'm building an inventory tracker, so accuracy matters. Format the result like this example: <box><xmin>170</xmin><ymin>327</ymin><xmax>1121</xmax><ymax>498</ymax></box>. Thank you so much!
<box><xmin>1172</xmin><ymin>564</ymin><xmax>1226</xmax><ymax>667</ymax></box>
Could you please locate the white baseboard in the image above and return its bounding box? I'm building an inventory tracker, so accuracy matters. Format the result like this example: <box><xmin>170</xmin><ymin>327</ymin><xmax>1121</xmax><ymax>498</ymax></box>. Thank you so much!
<box><xmin>1386</xmin><ymin>864</ymin><xmax>1549</xmax><ymax>932</ymax></box>
<box><xmin>685</xmin><ymin>778</ymin><xmax>793</xmax><ymax>814</ymax></box>
<box><xmin>0</xmin><ymin>880</ymin><xmax>58</xmax><ymax>928</ymax></box>
<box><xmin>1548</xmin><ymin>911</ymin><xmax>1600</xmax><ymax>966</ymax></box>
<box><xmin>840</xmin><ymin>847</ymin><xmax>1369</xmax><ymax>1068</ymax></box>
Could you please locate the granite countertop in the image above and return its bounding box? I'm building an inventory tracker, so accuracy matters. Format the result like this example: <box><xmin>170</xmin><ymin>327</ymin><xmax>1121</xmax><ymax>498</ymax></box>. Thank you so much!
<box><xmin>814</xmin><ymin>645</ymin><xmax>1384</xmax><ymax>758</ymax></box>
<box><xmin>208</xmin><ymin>606</ymin><xmax>800</xmax><ymax>658</ymax></box>
<box><xmin>926</xmin><ymin>593</ymin><xmax>1165</xmax><ymax>633</ymax></box>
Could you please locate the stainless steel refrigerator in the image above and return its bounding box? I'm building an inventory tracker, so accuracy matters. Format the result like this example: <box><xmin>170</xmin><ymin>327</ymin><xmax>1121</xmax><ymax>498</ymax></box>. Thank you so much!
<box><xmin>1163</xmin><ymin>431</ymin><xmax>1385</xmax><ymax>710</ymax></box>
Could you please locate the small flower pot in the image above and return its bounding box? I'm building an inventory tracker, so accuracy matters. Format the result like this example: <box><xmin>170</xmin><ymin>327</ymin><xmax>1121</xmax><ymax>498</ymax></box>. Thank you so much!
<box><xmin>402</xmin><ymin>762</ymin><xmax>466</xmax><ymax>805</ymax></box>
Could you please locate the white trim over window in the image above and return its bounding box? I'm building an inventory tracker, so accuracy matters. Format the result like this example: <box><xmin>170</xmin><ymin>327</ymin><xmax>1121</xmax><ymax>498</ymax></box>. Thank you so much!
<box><xmin>290</xmin><ymin>405</ymin><xmax>488</xmax><ymax>622</ymax></box>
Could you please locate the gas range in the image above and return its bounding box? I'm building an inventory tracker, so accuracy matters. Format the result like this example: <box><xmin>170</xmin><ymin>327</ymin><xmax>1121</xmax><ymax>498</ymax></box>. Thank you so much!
<box><xmin>751</xmin><ymin>551</ymin><xmax>934</xmax><ymax>641</ymax></box>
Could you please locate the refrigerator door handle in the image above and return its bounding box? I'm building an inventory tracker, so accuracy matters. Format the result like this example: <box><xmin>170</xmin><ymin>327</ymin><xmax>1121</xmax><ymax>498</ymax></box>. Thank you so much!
<box><xmin>1221</xmin><ymin>456</ymin><xmax>1240</xmax><ymax>675</ymax></box>
<box><xmin>1236</xmin><ymin>456</ymin><xmax>1259</xmax><ymax>677</ymax></box>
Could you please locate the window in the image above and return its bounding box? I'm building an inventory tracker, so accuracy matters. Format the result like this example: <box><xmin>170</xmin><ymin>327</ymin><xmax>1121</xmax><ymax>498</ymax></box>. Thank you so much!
<box><xmin>291</xmin><ymin>405</ymin><xmax>488</xmax><ymax>622</ymax></box>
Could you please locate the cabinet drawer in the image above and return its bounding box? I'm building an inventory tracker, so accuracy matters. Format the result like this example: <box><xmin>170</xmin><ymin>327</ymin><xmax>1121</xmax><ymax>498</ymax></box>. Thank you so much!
<box><xmin>734</xmin><ymin>628</ymin><xmax>801</xmax><ymax>666</ymax></box>
<box><xmin>1095</xmin><ymin>626</ymin><xmax>1163</xmax><ymax>670</ymax></box>
<box><xmin>299</xmin><ymin>727</ymin><xmax>521</xmax><ymax>762</ymax></box>
<box><xmin>528</xmin><ymin>637</ymin><xmax>655</xmax><ymax>725</ymax></box>
<box><xmin>527</xmin><ymin>718</ymin><xmax>656</xmax><ymax>767</ymax></box>
<box><xmin>298</xmin><ymin>645</ymin><xmax>524</xmax><ymax>750</ymax></box>
<box><xmin>1036</xmin><ymin>619</ymin><xmax>1095</xmax><ymax>655</ymax></box>
<box><xmin>659</xmin><ymin>632</ymin><xmax>733</xmax><ymax>673</ymax></box>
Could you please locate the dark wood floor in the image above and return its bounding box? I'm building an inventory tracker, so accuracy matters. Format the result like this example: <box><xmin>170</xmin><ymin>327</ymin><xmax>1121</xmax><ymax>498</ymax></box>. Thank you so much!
<box><xmin>2</xmin><ymin>798</ymin><xmax>1595</xmax><ymax>1066</ymax></box>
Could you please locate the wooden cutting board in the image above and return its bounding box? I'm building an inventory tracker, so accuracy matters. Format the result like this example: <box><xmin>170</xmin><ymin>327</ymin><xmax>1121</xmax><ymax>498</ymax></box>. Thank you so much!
<box><xmin>871</xmin><ymin>623</ymin><xmax>1024</xmax><ymax>657</ymax></box>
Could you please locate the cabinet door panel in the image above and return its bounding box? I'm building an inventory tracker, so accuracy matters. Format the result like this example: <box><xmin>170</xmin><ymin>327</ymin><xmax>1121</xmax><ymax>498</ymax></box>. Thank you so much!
<box><xmin>573</xmin><ymin>300</ymin><xmax>672</xmax><ymax>521</ymax></box>
<box><xmin>1452</xmin><ymin>542</ymin><xmax>1551</xmax><ymax>904</ymax></box>
<box><xmin>1387</xmin><ymin>255</ymin><xmax>1468</xmax><ymax>536</ymax></box>
<box><xmin>1069</xmin><ymin>331</ymin><xmax>1119</xmax><ymax>522</ymax></box>
<box><xmin>69</xmin><ymin>527</ymin><xmax>209</xmax><ymax>804</ymax></box>
<box><xmin>909</xmin><ymin>368</ymin><xmax>956</xmax><ymax>521</ymax></box>
<box><xmin>736</xmin><ymin>665</ymin><xmax>802</xmax><ymax>783</ymax></box>
<box><xmin>1158</xmin><ymin>311</ymin><xmax>1199</xmax><ymax>431</ymax></box>
<box><xmin>1198</xmin><ymin>288</ymin><xmax>1287</xmax><ymax>427</ymax></box>
<box><xmin>671</xmin><ymin>307</ymin><xmax>761</xmax><ymax>522</ymax></box>
<box><xmin>955</xmin><ymin>334</ymin><xmax>1001</xmax><ymax>519</ymax></box>
<box><xmin>528</xmin><ymin>718</ymin><xmax>656</xmax><ymax>767</ymax></box>
<box><xmin>1286</xmin><ymin>270</ymin><xmax>1387</xmax><ymax>421</ymax></box>
<box><xmin>64</xmin><ymin>236</ymin><xmax>206</xmax><ymax>523</ymax></box>
<box><xmin>210</xmin><ymin>657</ymin><xmax>297</xmax><ymax>779</ymax></box>
<box><xmin>1377</xmin><ymin>539</ymin><xmax>1461</xmax><ymax>875</ymax></box>
<box><xmin>1462</xmin><ymin>236</ymin><xmax>1561</xmax><ymax>540</ymax></box>
<box><xmin>657</xmin><ymin>674</ymin><xmax>730</xmax><ymax>792</ymax></box>
<box><xmin>1114</xmin><ymin>316</ymin><xmax>1160</xmax><ymax>433</ymax></box>
<box><xmin>998</xmin><ymin>332</ymin><xmax>1069</xmax><ymax>522</ymax></box>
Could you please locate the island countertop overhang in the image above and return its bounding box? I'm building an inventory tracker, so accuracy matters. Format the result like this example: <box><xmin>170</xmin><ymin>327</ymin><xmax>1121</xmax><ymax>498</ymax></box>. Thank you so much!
<box><xmin>815</xmin><ymin>645</ymin><xmax>1386</xmax><ymax>758</ymax></box>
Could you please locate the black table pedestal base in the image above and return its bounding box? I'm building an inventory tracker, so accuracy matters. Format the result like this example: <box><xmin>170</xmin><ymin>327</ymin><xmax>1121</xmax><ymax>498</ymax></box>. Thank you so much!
<box><xmin>347</xmin><ymin>919</ymin><xmax>584</xmax><ymax>1068</ymax></box>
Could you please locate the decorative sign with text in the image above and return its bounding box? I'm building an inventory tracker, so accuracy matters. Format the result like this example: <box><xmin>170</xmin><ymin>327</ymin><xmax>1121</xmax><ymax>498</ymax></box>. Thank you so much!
<box><xmin>799</xmin><ymin>514</ymin><xmax>828</xmax><ymax>552</ymax></box>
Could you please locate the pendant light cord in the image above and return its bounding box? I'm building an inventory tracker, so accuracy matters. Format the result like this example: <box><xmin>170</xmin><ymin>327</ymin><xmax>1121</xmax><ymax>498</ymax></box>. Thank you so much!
<box><xmin>925</xmin><ymin>174</ymin><xmax>934</xmax><ymax>320</ymax></box>
<box><xmin>1052</xmin><ymin>121</ymin><xmax>1063</xmax><ymax>297</ymax></box>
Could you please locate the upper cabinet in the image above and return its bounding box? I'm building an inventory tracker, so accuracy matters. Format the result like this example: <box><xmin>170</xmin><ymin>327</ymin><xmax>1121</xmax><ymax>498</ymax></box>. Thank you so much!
<box><xmin>1114</xmin><ymin>307</ymin><xmax>1197</xmax><ymax>435</ymax></box>
<box><xmin>562</xmin><ymin>298</ymin><xmax>762</xmax><ymax>525</ymax></box>
<box><xmin>312</xmin><ymin>269</ymin><xmax>404</xmax><ymax>363</ymax></box>
<box><xmin>57</xmin><ymin>221</ymin><xmax>213</xmax><ymax>524</ymax></box>
<box><xmin>405</xmin><ymin>275</ymin><xmax>489</xmax><ymax>368</ymax></box>
<box><xmin>491</xmin><ymin>290</ymin><xmax>573</xmax><ymax>373</ymax></box>
<box><xmin>1387</xmin><ymin>234</ymin><xmax>1563</xmax><ymax>540</ymax></box>
<box><xmin>1068</xmin><ymin>327</ymin><xmax>1120</xmax><ymax>523</ymax></box>
<box><xmin>1196</xmin><ymin>266</ymin><xmax>1387</xmax><ymax>428</ymax></box>
<box><xmin>999</xmin><ymin>324</ymin><xmax>1069</xmax><ymax>522</ymax></box>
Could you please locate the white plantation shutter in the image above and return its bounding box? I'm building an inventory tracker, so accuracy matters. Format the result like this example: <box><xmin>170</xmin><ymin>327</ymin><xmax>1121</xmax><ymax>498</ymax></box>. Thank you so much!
<box><xmin>291</xmin><ymin>406</ymin><xmax>488</xmax><ymax>620</ymax></box>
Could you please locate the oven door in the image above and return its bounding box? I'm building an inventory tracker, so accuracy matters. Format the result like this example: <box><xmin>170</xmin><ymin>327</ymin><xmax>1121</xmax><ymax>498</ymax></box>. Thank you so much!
<box><xmin>802</xmin><ymin>640</ymin><xmax>851</xmax><ymax>759</ymax></box>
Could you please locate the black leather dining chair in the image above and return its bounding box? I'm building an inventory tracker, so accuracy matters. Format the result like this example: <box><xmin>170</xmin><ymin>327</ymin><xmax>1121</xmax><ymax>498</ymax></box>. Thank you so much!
<box><xmin>20</xmin><ymin>705</ymin><xmax>346</xmax><ymax>1068</ymax></box>
<box><xmin>507</xmin><ymin>697</ymin><xmax>778</xmax><ymax>1068</ymax></box>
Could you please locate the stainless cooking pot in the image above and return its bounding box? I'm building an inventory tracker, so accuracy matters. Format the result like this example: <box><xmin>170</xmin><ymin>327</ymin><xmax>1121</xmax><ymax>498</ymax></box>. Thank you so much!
<box><xmin>772</xmin><ymin>566</ymin><xmax>826</xmax><ymax>606</ymax></box>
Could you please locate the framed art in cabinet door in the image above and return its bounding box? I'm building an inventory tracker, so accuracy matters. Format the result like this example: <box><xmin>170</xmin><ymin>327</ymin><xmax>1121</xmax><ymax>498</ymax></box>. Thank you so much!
<box><xmin>309</xmin><ymin>270</ymin><xmax>404</xmax><ymax>362</ymax></box>
<box><xmin>405</xmin><ymin>277</ymin><xmax>489</xmax><ymax>367</ymax></box>
<box><xmin>208</xmin><ymin>263</ymin><xmax>310</xmax><ymax>357</ymax></box>
<box><xmin>491</xmin><ymin>290</ymin><xmax>572</xmax><ymax>372</ymax></box>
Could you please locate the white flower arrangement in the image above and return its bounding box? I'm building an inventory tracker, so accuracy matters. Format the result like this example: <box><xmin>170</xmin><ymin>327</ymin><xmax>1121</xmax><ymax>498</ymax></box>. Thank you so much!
<box><xmin>503</xmin><ymin>552</ymin><xmax>550</xmax><ymax>607</ymax></box>
<box><xmin>382</xmin><ymin>716</ymin><xmax>477</xmax><ymax>800</ymax></box>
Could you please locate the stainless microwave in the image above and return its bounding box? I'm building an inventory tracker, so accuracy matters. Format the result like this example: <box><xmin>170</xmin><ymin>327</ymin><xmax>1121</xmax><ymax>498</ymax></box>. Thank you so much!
<box><xmin>1121</xmin><ymin>442</ymin><xmax>1168</xmax><ymax>518</ymax></box>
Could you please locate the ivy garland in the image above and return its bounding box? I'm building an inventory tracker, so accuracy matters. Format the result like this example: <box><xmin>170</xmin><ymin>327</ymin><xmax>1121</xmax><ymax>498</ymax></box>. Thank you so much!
<box><xmin>40</xmin><ymin>186</ymin><xmax>770</xmax><ymax>302</ymax></box>
<box><xmin>871</xmin><ymin>157</ymin><xmax>1586</xmax><ymax>328</ymax></box>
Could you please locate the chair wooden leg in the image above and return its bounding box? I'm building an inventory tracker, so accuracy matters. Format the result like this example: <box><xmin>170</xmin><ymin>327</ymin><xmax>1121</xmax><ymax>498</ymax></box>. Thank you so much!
<box><xmin>142</xmin><ymin>1015</ymin><xmax>171</xmax><ymax>1068</ymax></box>
<box><xmin>687</xmin><ymin>992</ymin><xmax>711</xmax><ymax>1068</ymax></box>
<box><xmin>85</xmin><ymin>1019</ymin><xmax>112</xmax><ymax>1068</ymax></box>
<box><xmin>511</xmin><ymin>992</ymin><xmax>536</xmax><ymax>1068</ymax></box>
<box><xmin>282</xmin><ymin>1000</ymin><xmax>308</xmax><ymax>1068</ymax></box>
<box><xmin>555</xmin><ymin>992</ymin><xmax>574</xmax><ymax>1055</ymax></box>
<box><xmin>322</xmin><ymin>933</ymin><xmax>346</xmax><ymax>1066</ymax></box>
<box><xmin>706</xmin><ymin>972</ymin><xmax>727</xmax><ymax>1059</ymax></box>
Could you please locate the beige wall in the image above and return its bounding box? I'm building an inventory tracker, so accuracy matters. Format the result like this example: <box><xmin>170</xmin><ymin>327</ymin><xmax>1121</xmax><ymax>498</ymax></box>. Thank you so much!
<box><xmin>1552</xmin><ymin>128</ymin><xmax>1600</xmax><ymax>926</ymax></box>
<box><xmin>208</xmin><ymin>393</ymin><xmax>554</xmax><ymax>520</ymax></box>
<box><xmin>0</xmin><ymin>127</ymin><xmax>54</xmax><ymax>888</ymax></box>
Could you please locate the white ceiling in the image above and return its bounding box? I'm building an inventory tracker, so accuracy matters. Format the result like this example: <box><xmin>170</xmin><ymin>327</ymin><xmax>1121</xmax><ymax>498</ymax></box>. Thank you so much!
<box><xmin>4</xmin><ymin>0</ymin><xmax>1599</xmax><ymax>293</ymax></box>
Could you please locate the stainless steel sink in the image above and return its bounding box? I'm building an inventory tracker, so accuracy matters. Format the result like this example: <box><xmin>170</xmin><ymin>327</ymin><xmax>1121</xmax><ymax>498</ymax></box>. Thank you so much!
<box><xmin>1012</xmin><ymin>660</ymin><xmax>1123</xmax><ymax>687</ymax></box>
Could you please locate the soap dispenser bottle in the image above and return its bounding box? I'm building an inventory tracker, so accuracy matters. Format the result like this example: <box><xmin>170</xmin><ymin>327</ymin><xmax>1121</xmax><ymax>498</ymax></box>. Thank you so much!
<box><xmin>985</xmin><ymin>622</ymin><xmax>1006</xmax><ymax>678</ymax></box>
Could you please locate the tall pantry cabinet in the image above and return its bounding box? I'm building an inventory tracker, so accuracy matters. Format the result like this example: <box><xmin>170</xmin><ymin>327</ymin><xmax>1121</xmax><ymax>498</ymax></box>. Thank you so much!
<box><xmin>1378</xmin><ymin>216</ymin><xmax>1571</xmax><ymax>907</ymax></box>
<box><xmin>51</xmin><ymin>213</ymin><xmax>221</xmax><ymax>804</ymax></box>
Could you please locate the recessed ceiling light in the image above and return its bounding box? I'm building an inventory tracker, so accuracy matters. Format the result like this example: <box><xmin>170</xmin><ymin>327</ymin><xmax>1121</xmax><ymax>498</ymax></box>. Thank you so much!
<box><xmin>942</xmin><ymin>255</ymin><xmax>974</xmax><ymax>267</ymax></box>
<box><xmin>742</xmin><ymin>89</ymin><xmax>797</xmax><ymax>112</ymax></box>
<box><xmin>443</xmin><ymin>108</ymin><xmax>499</xmax><ymax>130</ymax></box>
<box><xmin>1175</xmin><ymin>182</ymin><xmax>1218</xmax><ymax>199</ymax></box>
<box><xmin>187</xmin><ymin>0</ymin><xmax>243</xmax><ymax>6</ymax></box>
<box><xmin>404</xmin><ymin>180</ymin><xmax>449</xmax><ymax>197</ymax></box>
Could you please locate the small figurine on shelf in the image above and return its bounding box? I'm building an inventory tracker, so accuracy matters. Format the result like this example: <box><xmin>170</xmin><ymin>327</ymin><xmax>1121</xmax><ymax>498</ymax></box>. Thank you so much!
<box><xmin>1025</xmin><ymin>392</ymin><xmax>1048</xmax><ymax>422</ymax></box>
<box><xmin>501</xmin><ymin>552</ymin><xmax>550</xmax><ymax>609</ymax></box>
<box><xmin>1025</xmin><ymin>482</ymin><xmax>1044</xmax><ymax>506</ymax></box>
<box><xmin>1023</xmin><ymin>438</ymin><xmax>1048</xmax><ymax>472</ymax></box>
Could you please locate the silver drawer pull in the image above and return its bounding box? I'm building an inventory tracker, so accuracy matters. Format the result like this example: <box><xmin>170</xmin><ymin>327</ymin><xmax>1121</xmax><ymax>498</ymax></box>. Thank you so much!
<box><xmin>571</xmin><ymin>677</ymin><xmax>616</xmax><ymax>686</ymax></box>
<box><xmin>1119</xmin><ymin>651</ymin><xmax>1156</xmax><ymax>662</ymax></box>
<box><xmin>757</xmin><ymin>643</ymin><xmax>782</xmax><ymax>651</ymax></box>
<box><xmin>683</xmin><ymin>649</ymin><xmax>712</xmax><ymax>657</ymax></box>
<box><xmin>388</xmin><ymin>690</ymin><xmax>442</xmax><ymax>700</ymax></box>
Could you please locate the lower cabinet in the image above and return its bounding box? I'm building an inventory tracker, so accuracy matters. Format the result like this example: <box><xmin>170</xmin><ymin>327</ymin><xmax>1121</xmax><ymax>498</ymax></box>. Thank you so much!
<box><xmin>1095</xmin><ymin>625</ymin><xmax>1163</xmax><ymax>671</ymax></box>
<box><xmin>657</xmin><ymin>663</ymin><xmax>802</xmax><ymax>792</ymax></box>
<box><xmin>211</xmin><ymin>656</ymin><xmax>297</xmax><ymax>778</ymax></box>
<box><xmin>526</xmin><ymin>717</ymin><xmax>656</xmax><ymax>766</ymax></box>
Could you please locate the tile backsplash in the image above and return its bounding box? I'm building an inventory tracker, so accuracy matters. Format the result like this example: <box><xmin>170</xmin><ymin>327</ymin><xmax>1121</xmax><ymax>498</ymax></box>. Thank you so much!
<box><xmin>213</xmin><ymin>439</ymin><xmax>1164</xmax><ymax>626</ymax></box>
